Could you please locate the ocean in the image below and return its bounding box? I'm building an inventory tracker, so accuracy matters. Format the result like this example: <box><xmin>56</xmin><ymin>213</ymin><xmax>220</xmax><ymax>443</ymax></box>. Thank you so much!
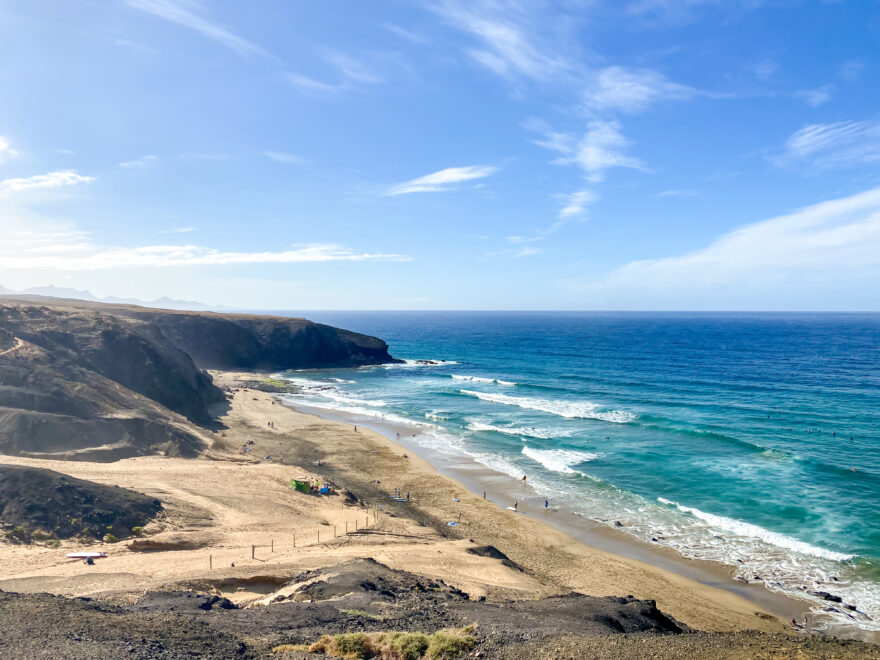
<box><xmin>273</xmin><ymin>311</ymin><xmax>880</xmax><ymax>633</ymax></box>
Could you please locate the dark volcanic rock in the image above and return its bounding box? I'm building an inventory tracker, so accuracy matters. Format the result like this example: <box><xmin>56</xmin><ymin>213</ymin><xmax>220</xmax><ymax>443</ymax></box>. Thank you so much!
<box><xmin>0</xmin><ymin>297</ymin><xmax>396</xmax><ymax>461</ymax></box>
<box><xmin>116</xmin><ymin>308</ymin><xmax>397</xmax><ymax>370</ymax></box>
<box><xmin>134</xmin><ymin>591</ymin><xmax>236</xmax><ymax>612</ymax></box>
<box><xmin>0</xmin><ymin>464</ymin><xmax>162</xmax><ymax>540</ymax></box>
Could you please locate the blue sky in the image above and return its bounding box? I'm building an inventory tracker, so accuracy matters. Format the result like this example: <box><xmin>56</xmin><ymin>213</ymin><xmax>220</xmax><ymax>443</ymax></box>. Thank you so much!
<box><xmin>1</xmin><ymin>0</ymin><xmax>879</xmax><ymax>310</ymax></box>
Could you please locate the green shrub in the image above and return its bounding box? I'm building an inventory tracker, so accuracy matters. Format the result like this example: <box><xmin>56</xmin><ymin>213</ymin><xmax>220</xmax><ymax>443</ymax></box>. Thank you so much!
<box><xmin>302</xmin><ymin>625</ymin><xmax>477</xmax><ymax>660</ymax></box>
<box><xmin>131</xmin><ymin>526</ymin><xmax>144</xmax><ymax>537</ymax></box>
<box><xmin>271</xmin><ymin>643</ymin><xmax>310</xmax><ymax>653</ymax></box>
<box><xmin>103</xmin><ymin>533</ymin><xmax>119</xmax><ymax>543</ymax></box>
<box><xmin>4</xmin><ymin>525</ymin><xmax>28</xmax><ymax>542</ymax></box>
<box><xmin>31</xmin><ymin>530</ymin><xmax>57</xmax><ymax>542</ymax></box>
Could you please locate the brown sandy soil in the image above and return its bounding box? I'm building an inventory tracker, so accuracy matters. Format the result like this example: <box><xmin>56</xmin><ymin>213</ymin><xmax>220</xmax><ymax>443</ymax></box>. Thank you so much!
<box><xmin>0</xmin><ymin>371</ymin><xmax>791</xmax><ymax>635</ymax></box>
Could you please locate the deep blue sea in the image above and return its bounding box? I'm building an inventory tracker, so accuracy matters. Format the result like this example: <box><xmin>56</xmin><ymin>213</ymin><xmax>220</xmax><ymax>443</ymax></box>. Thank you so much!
<box><xmin>275</xmin><ymin>311</ymin><xmax>880</xmax><ymax>631</ymax></box>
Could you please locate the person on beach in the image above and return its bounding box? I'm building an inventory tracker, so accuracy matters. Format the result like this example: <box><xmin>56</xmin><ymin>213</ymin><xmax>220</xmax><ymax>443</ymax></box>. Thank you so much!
<box><xmin>354</xmin><ymin>425</ymin><xmax>357</xmax><ymax>432</ymax></box>
<box><xmin>406</xmin><ymin>492</ymin><xmax>410</xmax><ymax>501</ymax></box>
<box><xmin>483</xmin><ymin>491</ymin><xmax>486</xmax><ymax>499</ymax></box>
<box><xmin>545</xmin><ymin>499</ymin><xmax>549</xmax><ymax>509</ymax></box>
<box><xmin>514</xmin><ymin>501</ymin><xmax>518</xmax><ymax>511</ymax></box>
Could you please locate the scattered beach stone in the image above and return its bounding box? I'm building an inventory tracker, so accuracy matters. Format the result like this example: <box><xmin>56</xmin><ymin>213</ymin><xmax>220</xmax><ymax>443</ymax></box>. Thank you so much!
<box><xmin>810</xmin><ymin>591</ymin><xmax>843</xmax><ymax>603</ymax></box>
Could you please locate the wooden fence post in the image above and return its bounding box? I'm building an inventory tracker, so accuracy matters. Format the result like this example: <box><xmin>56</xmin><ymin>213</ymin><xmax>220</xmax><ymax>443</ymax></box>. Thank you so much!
<box><xmin>209</xmin><ymin>554</ymin><xmax>212</xmax><ymax>570</ymax></box>
<box><xmin>271</xmin><ymin>538</ymin><xmax>274</xmax><ymax>553</ymax></box>
<box><xmin>293</xmin><ymin>532</ymin><xmax>296</xmax><ymax>547</ymax></box>
<box><xmin>251</xmin><ymin>545</ymin><xmax>255</xmax><ymax>559</ymax></box>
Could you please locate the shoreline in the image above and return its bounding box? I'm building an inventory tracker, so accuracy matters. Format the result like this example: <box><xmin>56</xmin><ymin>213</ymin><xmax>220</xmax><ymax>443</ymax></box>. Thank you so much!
<box><xmin>3</xmin><ymin>369</ymin><xmax>875</xmax><ymax>648</ymax></box>
<box><xmin>281</xmin><ymin>395</ymin><xmax>873</xmax><ymax>642</ymax></box>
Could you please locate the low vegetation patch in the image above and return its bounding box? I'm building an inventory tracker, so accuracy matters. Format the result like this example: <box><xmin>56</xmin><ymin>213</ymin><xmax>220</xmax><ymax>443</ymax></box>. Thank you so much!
<box><xmin>273</xmin><ymin>625</ymin><xmax>477</xmax><ymax>659</ymax></box>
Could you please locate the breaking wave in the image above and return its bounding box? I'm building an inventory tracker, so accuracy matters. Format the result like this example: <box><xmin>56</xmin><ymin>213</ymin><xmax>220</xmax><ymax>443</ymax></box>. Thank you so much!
<box><xmin>522</xmin><ymin>446</ymin><xmax>600</xmax><ymax>474</ymax></box>
<box><xmin>459</xmin><ymin>389</ymin><xmax>637</xmax><ymax>423</ymax></box>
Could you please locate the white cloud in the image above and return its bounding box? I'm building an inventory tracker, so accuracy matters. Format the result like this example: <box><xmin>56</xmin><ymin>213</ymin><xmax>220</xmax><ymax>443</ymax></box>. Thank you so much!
<box><xmin>487</xmin><ymin>244</ymin><xmax>542</xmax><ymax>258</ymax></box>
<box><xmin>387</xmin><ymin>165</ymin><xmax>498</xmax><ymax>195</ymax></box>
<box><xmin>261</xmin><ymin>151</ymin><xmax>303</xmax><ymax>164</ymax></box>
<box><xmin>573</xmin><ymin>186</ymin><xmax>880</xmax><ymax>308</ymax></box>
<box><xmin>839</xmin><ymin>59</ymin><xmax>865</xmax><ymax>82</ymax></box>
<box><xmin>771</xmin><ymin>120</ymin><xmax>880</xmax><ymax>171</ymax></box>
<box><xmin>322</xmin><ymin>49</ymin><xmax>383</xmax><ymax>84</ymax></box>
<box><xmin>795</xmin><ymin>84</ymin><xmax>835</xmax><ymax>108</ymax></box>
<box><xmin>558</xmin><ymin>189</ymin><xmax>598</xmax><ymax>218</ymax></box>
<box><xmin>118</xmin><ymin>154</ymin><xmax>158</xmax><ymax>168</ymax></box>
<box><xmin>125</xmin><ymin>0</ymin><xmax>275</xmax><ymax>61</ymax></box>
<box><xmin>0</xmin><ymin>170</ymin><xmax>95</xmax><ymax>194</ymax></box>
<box><xmin>752</xmin><ymin>58</ymin><xmax>778</xmax><ymax>80</ymax></box>
<box><xmin>284</xmin><ymin>72</ymin><xmax>344</xmax><ymax>93</ymax></box>
<box><xmin>161</xmin><ymin>226</ymin><xmax>196</xmax><ymax>233</ymax></box>
<box><xmin>431</xmin><ymin>0</ymin><xmax>567</xmax><ymax>81</ymax></box>
<box><xmin>0</xmin><ymin>236</ymin><xmax>410</xmax><ymax>270</ymax></box>
<box><xmin>539</xmin><ymin>120</ymin><xmax>646</xmax><ymax>183</ymax></box>
<box><xmin>0</xmin><ymin>136</ymin><xmax>19</xmax><ymax>163</ymax></box>
<box><xmin>381</xmin><ymin>23</ymin><xmax>427</xmax><ymax>44</ymax></box>
<box><xmin>659</xmin><ymin>189</ymin><xmax>699</xmax><ymax>197</ymax></box>
<box><xmin>285</xmin><ymin>49</ymin><xmax>383</xmax><ymax>94</ymax></box>
<box><xmin>583</xmin><ymin>66</ymin><xmax>695</xmax><ymax>114</ymax></box>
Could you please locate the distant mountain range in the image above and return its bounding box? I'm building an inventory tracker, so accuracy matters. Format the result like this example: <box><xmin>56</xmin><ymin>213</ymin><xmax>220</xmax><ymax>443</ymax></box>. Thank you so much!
<box><xmin>0</xmin><ymin>284</ymin><xmax>220</xmax><ymax>311</ymax></box>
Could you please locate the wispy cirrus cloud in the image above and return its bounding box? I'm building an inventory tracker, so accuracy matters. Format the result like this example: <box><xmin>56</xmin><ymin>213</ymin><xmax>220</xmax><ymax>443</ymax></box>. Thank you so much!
<box><xmin>430</xmin><ymin>0</ymin><xmax>569</xmax><ymax>81</ymax></box>
<box><xmin>161</xmin><ymin>226</ymin><xmax>196</xmax><ymax>234</ymax></box>
<box><xmin>0</xmin><ymin>170</ymin><xmax>95</xmax><ymax>194</ymax></box>
<box><xmin>261</xmin><ymin>151</ymin><xmax>303</xmax><ymax>164</ymax></box>
<box><xmin>571</xmin><ymin>186</ymin><xmax>880</xmax><ymax>309</ymax></box>
<box><xmin>125</xmin><ymin>0</ymin><xmax>276</xmax><ymax>61</ymax></box>
<box><xmin>487</xmin><ymin>237</ymin><xmax>543</xmax><ymax>259</ymax></box>
<box><xmin>0</xmin><ymin>227</ymin><xmax>410</xmax><ymax>270</ymax></box>
<box><xmin>381</xmin><ymin>23</ymin><xmax>427</xmax><ymax>44</ymax></box>
<box><xmin>557</xmin><ymin>189</ymin><xmax>598</xmax><ymax>219</ymax></box>
<box><xmin>286</xmin><ymin>49</ymin><xmax>383</xmax><ymax>94</ymax></box>
<box><xmin>535</xmin><ymin>119</ymin><xmax>646</xmax><ymax>183</ymax></box>
<box><xmin>659</xmin><ymin>189</ymin><xmax>699</xmax><ymax>197</ymax></box>
<box><xmin>387</xmin><ymin>165</ymin><xmax>498</xmax><ymax>195</ymax></box>
<box><xmin>118</xmin><ymin>154</ymin><xmax>158</xmax><ymax>168</ymax></box>
<box><xmin>794</xmin><ymin>84</ymin><xmax>835</xmax><ymax>108</ymax></box>
<box><xmin>0</xmin><ymin>136</ymin><xmax>19</xmax><ymax>163</ymax></box>
<box><xmin>583</xmin><ymin>66</ymin><xmax>695</xmax><ymax>114</ymax></box>
<box><xmin>771</xmin><ymin>120</ymin><xmax>880</xmax><ymax>171</ymax></box>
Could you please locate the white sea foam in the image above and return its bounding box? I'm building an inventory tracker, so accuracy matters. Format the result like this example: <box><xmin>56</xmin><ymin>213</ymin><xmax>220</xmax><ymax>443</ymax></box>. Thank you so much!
<box><xmin>657</xmin><ymin>498</ymin><xmax>854</xmax><ymax>562</ymax></box>
<box><xmin>459</xmin><ymin>389</ymin><xmax>637</xmax><ymax>423</ymax></box>
<box><xmin>425</xmin><ymin>411</ymin><xmax>449</xmax><ymax>421</ymax></box>
<box><xmin>382</xmin><ymin>359</ymin><xmax>458</xmax><ymax>369</ymax></box>
<box><xmin>522</xmin><ymin>447</ymin><xmax>600</xmax><ymax>474</ymax></box>
<box><xmin>466</xmin><ymin>420</ymin><xmax>572</xmax><ymax>439</ymax></box>
<box><xmin>451</xmin><ymin>374</ymin><xmax>517</xmax><ymax>386</ymax></box>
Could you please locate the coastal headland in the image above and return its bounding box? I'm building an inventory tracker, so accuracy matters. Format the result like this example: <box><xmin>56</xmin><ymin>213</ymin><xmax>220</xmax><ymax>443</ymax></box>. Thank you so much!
<box><xmin>0</xmin><ymin>298</ymin><xmax>877</xmax><ymax>658</ymax></box>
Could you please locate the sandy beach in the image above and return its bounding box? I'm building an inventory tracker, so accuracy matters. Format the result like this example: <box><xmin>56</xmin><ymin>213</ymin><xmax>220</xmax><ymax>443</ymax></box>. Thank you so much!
<box><xmin>0</xmin><ymin>369</ymin><xmax>807</xmax><ymax>639</ymax></box>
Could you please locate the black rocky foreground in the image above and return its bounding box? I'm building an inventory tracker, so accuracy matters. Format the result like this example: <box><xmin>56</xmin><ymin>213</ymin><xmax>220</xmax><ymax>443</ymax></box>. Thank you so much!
<box><xmin>1</xmin><ymin>559</ymin><xmax>877</xmax><ymax>659</ymax></box>
<box><xmin>0</xmin><ymin>559</ymin><xmax>684</xmax><ymax>659</ymax></box>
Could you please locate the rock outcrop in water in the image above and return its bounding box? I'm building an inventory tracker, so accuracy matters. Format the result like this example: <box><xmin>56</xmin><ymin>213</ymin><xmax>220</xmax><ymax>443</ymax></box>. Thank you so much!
<box><xmin>0</xmin><ymin>296</ymin><xmax>396</xmax><ymax>461</ymax></box>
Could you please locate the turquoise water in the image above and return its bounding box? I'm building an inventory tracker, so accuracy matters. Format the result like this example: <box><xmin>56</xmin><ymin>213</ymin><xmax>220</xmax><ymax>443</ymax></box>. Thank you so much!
<box><xmin>276</xmin><ymin>312</ymin><xmax>880</xmax><ymax>631</ymax></box>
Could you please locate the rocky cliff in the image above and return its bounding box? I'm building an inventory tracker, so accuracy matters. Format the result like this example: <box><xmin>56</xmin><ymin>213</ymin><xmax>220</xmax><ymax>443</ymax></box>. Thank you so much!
<box><xmin>0</xmin><ymin>297</ymin><xmax>396</xmax><ymax>461</ymax></box>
